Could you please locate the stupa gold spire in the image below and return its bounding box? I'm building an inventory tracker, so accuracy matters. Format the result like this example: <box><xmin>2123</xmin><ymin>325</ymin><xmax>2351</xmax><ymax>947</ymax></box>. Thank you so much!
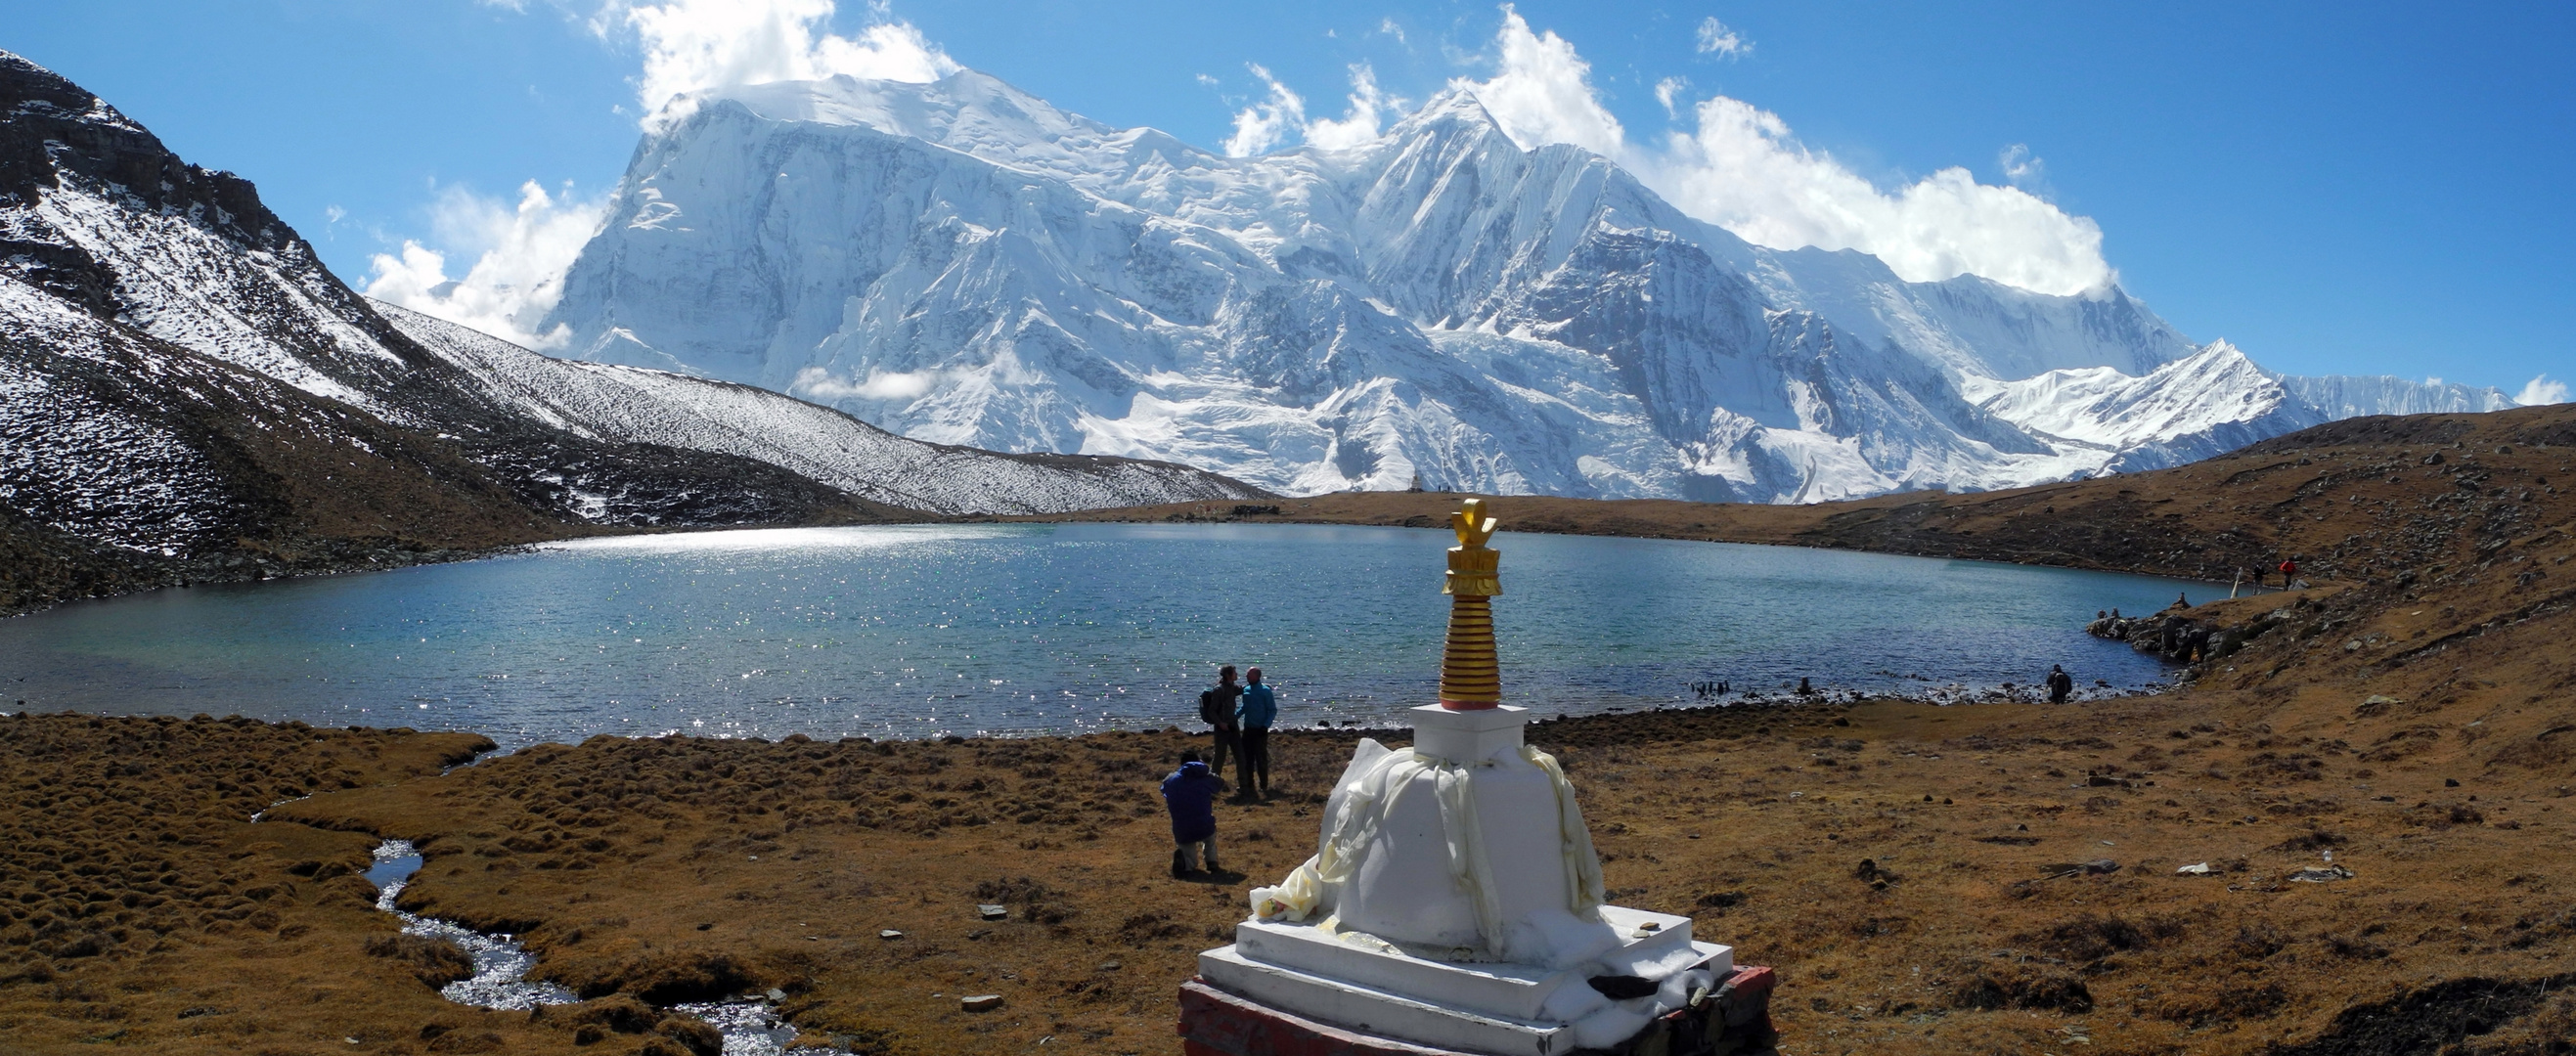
<box><xmin>1438</xmin><ymin>499</ymin><xmax>1502</xmax><ymax>710</ymax></box>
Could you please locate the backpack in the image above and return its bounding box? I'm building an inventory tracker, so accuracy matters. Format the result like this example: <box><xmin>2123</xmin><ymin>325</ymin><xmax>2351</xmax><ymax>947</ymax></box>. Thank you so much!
<box><xmin>1198</xmin><ymin>688</ymin><xmax>1222</xmax><ymax>726</ymax></box>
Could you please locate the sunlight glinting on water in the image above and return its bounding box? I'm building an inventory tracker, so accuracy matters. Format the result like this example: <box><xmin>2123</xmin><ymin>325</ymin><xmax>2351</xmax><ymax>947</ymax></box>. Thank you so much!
<box><xmin>0</xmin><ymin>523</ymin><xmax>2202</xmax><ymax>748</ymax></box>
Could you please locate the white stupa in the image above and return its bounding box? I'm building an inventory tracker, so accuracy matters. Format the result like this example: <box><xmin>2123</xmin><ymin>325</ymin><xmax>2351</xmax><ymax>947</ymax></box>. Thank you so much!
<box><xmin>1183</xmin><ymin>502</ymin><xmax>1759</xmax><ymax>1056</ymax></box>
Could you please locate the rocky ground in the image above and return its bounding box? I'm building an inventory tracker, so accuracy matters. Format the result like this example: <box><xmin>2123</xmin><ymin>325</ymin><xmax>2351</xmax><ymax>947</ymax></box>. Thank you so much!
<box><xmin>4</xmin><ymin>405</ymin><xmax>2572</xmax><ymax>1055</ymax></box>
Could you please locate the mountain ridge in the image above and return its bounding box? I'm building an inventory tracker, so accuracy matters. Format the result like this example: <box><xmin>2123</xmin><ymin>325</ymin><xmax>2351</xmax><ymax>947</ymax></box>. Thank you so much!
<box><xmin>0</xmin><ymin>51</ymin><xmax>1263</xmax><ymax>612</ymax></box>
<box><xmin>541</xmin><ymin>69</ymin><xmax>2514</xmax><ymax>503</ymax></box>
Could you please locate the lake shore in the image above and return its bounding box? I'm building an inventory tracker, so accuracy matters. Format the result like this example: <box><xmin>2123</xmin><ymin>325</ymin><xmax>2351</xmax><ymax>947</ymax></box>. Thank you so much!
<box><xmin>7</xmin><ymin>404</ymin><xmax>2574</xmax><ymax>1056</ymax></box>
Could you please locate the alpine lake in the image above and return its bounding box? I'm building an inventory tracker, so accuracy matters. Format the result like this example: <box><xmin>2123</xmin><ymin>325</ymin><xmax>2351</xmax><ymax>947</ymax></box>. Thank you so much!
<box><xmin>0</xmin><ymin>523</ymin><xmax>2209</xmax><ymax>748</ymax></box>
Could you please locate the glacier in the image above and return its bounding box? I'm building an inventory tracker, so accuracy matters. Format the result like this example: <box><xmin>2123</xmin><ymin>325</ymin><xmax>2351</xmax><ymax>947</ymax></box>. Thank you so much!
<box><xmin>545</xmin><ymin>69</ymin><xmax>2516</xmax><ymax>503</ymax></box>
<box><xmin>2</xmin><ymin>50</ymin><xmax>1261</xmax><ymax>575</ymax></box>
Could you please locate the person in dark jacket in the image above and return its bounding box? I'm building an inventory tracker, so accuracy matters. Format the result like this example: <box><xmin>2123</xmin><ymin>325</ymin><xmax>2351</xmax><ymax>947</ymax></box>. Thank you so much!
<box><xmin>1236</xmin><ymin>667</ymin><xmax>1278</xmax><ymax>800</ymax></box>
<box><xmin>2046</xmin><ymin>665</ymin><xmax>2074</xmax><ymax>704</ymax></box>
<box><xmin>1161</xmin><ymin>750</ymin><xmax>1229</xmax><ymax>876</ymax></box>
<box><xmin>1198</xmin><ymin>665</ymin><xmax>1244</xmax><ymax>784</ymax></box>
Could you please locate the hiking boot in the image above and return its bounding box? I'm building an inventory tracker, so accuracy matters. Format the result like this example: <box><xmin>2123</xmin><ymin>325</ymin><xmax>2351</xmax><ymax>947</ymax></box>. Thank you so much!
<box><xmin>1171</xmin><ymin>849</ymin><xmax>1189</xmax><ymax>878</ymax></box>
<box><xmin>1204</xmin><ymin>858</ymin><xmax>1221</xmax><ymax>874</ymax></box>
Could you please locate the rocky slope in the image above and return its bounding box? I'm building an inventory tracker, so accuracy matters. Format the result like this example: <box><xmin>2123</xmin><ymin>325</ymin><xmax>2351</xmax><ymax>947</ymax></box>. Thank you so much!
<box><xmin>0</xmin><ymin>52</ymin><xmax>1260</xmax><ymax>612</ymax></box>
<box><xmin>543</xmin><ymin>70</ymin><xmax>2521</xmax><ymax>503</ymax></box>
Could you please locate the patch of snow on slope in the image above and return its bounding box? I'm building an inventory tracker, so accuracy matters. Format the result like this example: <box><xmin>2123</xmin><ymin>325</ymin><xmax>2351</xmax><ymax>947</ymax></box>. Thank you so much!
<box><xmin>374</xmin><ymin>301</ymin><xmax>1260</xmax><ymax>514</ymax></box>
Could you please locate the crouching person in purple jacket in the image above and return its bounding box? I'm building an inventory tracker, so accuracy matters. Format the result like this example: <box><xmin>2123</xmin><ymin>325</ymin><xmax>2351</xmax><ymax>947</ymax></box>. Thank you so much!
<box><xmin>1160</xmin><ymin>750</ymin><xmax>1230</xmax><ymax>877</ymax></box>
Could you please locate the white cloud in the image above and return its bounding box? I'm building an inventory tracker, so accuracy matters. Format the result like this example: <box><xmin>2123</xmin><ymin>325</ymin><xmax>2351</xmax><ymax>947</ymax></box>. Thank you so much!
<box><xmin>363</xmin><ymin>180</ymin><xmax>608</xmax><ymax>350</ymax></box>
<box><xmin>1220</xmin><ymin>63</ymin><xmax>1401</xmax><ymax>156</ymax></box>
<box><xmin>1222</xmin><ymin>64</ymin><xmax>1308</xmax><ymax>156</ymax></box>
<box><xmin>2518</xmin><ymin>374</ymin><xmax>2570</xmax><ymax>406</ymax></box>
<box><xmin>1305</xmin><ymin>65</ymin><xmax>1399</xmax><ymax>151</ymax></box>
<box><xmin>1694</xmin><ymin>17</ymin><xmax>1749</xmax><ymax>59</ymax></box>
<box><xmin>1377</xmin><ymin>17</ymin><xmax>1407</xmax><ymax>46</ymax></box>
<box><xmin>606</xmin><ymin>0</ymin><xmax>958</xmax><ymax>131</ymax></box>
<box><xmin>1432</xmin><ymin>9</ymin><xmax>2114</xmax><ymax>294</ymax></box>
<box><xmin>791</xmin><ymin>365</ymin><xmax>945</xmax><ymax>402</ymax></box>
<box><xmin>1448</xmin><ymin>7</ymin><xmax>1624</xmax><ymax>158</ymax></box>
<box><xmin>1653</xmin><ymin>75</ymin><xmax>1690</xmax><ymax>118</ymax></box>
<box><xmin>324</xmin><ymin>204</ymin><xmax>346</xmax><ymax>225</ymax></box>
<box><xmin>1650</xmin><ymin>98</ymin><xmax>2111</xmax><ymax>293</ymax></box>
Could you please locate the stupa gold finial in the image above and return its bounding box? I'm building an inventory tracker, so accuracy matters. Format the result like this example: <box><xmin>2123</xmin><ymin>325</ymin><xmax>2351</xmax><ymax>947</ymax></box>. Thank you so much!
<box><xmin>1439</xmin><ymin>499</ymin><xmax>1502</xmax><ymax>710</ymax></box>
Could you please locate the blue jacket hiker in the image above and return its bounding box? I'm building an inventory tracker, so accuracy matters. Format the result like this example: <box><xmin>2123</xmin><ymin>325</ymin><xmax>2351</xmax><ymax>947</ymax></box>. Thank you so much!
<box><xmin>1236</xmin><ymin>668</ymin><xmax>1278</xmax><ymax>800</ymax></box>
<box><xmin>1160</xmin><ymin>750</ymin><xmax>1229</xmax><ymax>876</ymax></box>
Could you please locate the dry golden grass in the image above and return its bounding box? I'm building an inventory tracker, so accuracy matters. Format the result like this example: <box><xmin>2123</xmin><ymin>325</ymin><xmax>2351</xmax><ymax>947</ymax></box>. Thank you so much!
<box><xmin>8</xmin><ymin>404</ymin><xmax>2574</xmax><ymax>1055</ymax></box>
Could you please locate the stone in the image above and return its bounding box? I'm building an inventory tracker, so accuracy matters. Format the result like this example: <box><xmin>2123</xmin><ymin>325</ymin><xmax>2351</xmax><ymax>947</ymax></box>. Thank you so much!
<box><xmin>977</xmin><ymin>903</ymin><xmax>1008</xmax><ymax>920</ymax></box>
<box><xmin>959</xmin><ymin>994</ymin><xmax>1002</xmax><ymax>1012</ymax></box>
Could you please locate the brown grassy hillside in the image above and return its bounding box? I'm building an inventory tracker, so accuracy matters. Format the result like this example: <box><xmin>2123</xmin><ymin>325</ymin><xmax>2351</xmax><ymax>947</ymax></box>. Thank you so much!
<box><xmin>4</xmin><ymin>405</ymin><xmax>2571</xmax><ymax>1056</ymax></box>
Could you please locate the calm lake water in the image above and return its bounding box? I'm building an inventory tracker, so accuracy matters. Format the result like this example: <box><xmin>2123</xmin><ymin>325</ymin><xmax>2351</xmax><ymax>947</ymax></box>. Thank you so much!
<box><xmin>0</xmin><ymin>523</ymin><xmax>2203</xmax><ymax>747</ymax></box>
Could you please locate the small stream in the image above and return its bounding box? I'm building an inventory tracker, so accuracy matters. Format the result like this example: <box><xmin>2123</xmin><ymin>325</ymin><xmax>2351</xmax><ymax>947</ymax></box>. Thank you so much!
<box><xmin>368</xmin><ymin>840</ymin><xmax>843</xmax><ymax>1055</ymax></box>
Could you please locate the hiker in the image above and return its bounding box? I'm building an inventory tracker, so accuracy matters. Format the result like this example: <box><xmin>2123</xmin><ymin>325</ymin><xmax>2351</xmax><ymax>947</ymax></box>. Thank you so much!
<box><xmin>1198</xmin><ymin>665</ymin><xmax>1244</xmax><ymax>784</ymax></box>
<box><xmin>1160</xmin><ymin>750</ymin><xmax>1228</xmax><ymax>877</ymax></box>
<box><xmin>2278</xmin><ymin>557</ymin><xmax>2299</xmax><ymax>589</ymax></box>
<box><xmin>1237</xmin><ymin>667</ymin><xmax>1277</xmax><ymax>800</ymax></box>
<box><xmin>2046</xmin><ymin>664</ymin><xmax>2074</xmax><ymax>703</ymax></box>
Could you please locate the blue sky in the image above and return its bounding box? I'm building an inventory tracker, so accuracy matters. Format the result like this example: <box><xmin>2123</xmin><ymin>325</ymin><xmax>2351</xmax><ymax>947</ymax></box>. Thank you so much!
<box><xmin>6</xmin><ymin>0</ymin><xmax>2568</xmax><ymax>398</ymax></box>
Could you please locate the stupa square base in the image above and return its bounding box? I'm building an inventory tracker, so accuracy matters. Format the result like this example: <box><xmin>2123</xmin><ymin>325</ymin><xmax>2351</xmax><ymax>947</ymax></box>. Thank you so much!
<box><xmin>1178</xmin><ymin>967</ymin><xmax>1779</xmax><ymax>1056</ymax></box>
<box><xmin>1228</xmin><ymin>906</ymin><xmax>1715</xmax><ymax>1022</ymax></box>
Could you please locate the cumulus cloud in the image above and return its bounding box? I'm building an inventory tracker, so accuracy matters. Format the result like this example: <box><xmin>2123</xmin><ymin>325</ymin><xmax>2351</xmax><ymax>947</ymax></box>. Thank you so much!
<box><xmin>1222</xmin><ymin>65</ymin><xmax>1308</xmax><ymax>156</ymax></box>
<box><xmin>1648</xmin><ymin>98</ymin><xmax>2111</xmax><ymax>293</ymax></box>
<box><xmin>1695</xmin><ymin>17</ymin><xmax>1750</xmax><ymax>58</ymax></box>
<box><xmin>364</xmin><ymin>180</ymin><xmax>608</xmax><ymax>350</ymax></box>
<box><xmin>2518</xmin><ymin>374</ymin><xmax>2570</xmax><ymax>406</ymax></box>
<box><xmin>1306</xmin><ymin>65</ymin><xmax>1399</xmax><ymax>150</ymax></box>
<box><xmin>1222</xmin><ymin>63</ymin><xmax>1399</xmax><ymax>155</ymax></box>
<box><xmin>1436</xmin><ymin>8</ymin><xmax>2113</xmax><ymax>294</ymax></box>
<box><xmin>606</xmin><ymin>0</ymin><xmax>958</xmax><ymax>131</ymax></box>
<box><xmin>1448</xmin><ymin>8</ymin><xmax>1625</xmax><ymax>157</ymax></box>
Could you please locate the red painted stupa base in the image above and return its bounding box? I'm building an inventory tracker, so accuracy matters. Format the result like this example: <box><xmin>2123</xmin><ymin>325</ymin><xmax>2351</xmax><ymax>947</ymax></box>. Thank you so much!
<box><xmin>1177</xmin><ymin>966</ymin><xmax>1778</xmax><ymax>1056</ymax></box>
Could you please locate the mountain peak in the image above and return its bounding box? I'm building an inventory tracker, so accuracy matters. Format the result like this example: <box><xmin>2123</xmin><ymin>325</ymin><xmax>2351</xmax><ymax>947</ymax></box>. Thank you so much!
<box><xmin>1386</xmin><ymin>87</ymin><xmax>1511</xmax><ymax>143</ymax></box>
<box><xmin>1</xmin><ymin>50</ymin><xmax>147</xmax><ymax>140</ymax></box>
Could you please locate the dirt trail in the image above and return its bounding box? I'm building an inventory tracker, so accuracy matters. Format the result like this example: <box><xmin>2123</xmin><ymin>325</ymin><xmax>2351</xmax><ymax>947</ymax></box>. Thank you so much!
<box><xmin>6</xmin><ymin>405</ymin><xmax>2573</xmax><ymax>1055</ymax></box>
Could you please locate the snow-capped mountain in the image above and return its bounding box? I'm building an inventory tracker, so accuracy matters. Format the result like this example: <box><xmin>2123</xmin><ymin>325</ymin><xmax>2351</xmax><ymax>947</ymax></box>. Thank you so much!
<box><xmin>548</xmin><ymin>70</ymin><xmax>2513</xmax><ymax>502</ymax></box>
<box><xmin>375</xmin><ymin>301</ymin><xmax>1260</xmax><ymax>515</ymax></box>
<box><xmin>0</xmin><ymin>52</ymin><xmax>1257</xmax><ymax>581</ymax></box>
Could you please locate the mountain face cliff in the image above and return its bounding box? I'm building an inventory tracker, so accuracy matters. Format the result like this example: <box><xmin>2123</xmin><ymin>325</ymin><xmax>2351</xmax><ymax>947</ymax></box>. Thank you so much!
<box><xmin>547</xmin><ymin>71</ymin><xmax>2512</xmax><ymax>503</ymax></box>
<box><xmin>0</xmin><ymin>53</ymin><xmax>1258</xmax><ymax>608</ymax></box>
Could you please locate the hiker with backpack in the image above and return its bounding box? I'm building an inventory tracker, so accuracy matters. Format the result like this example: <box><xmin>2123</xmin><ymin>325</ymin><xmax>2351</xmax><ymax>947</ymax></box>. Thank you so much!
<box><xmin>1198</xmin><ymin>665</ymin><xmax>1244</xmax><ymax>785</ymax></box>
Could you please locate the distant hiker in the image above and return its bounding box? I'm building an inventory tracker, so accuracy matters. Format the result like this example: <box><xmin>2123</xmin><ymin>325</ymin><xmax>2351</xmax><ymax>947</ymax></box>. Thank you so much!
<box><xmin>1798</xmin><ymin>677</ymin><xmax>1814</xmax><ymax>695</ymax></box>
<box><xmin>1160</xmin><ymin>750</ymin><xmax>1228</xmax><ymax>877</ymax></box>
<box><xmin>1198</xmin><ymin>665</ymin><xmax>1244</xmax><ymax>784</ymax></box>
<box><xmin>2046</xmin><ymin>665</ymin><xmax>2074</xmax><ymax>704</ymax></box>
<box><xmin>2172</xmin><ymin>591</ymin><xmax>2189</xmax><ymax>609</ymax></box>
<box><xmin>1237</xmin><ymin>667</ymin><xmax>1277</xmax><ymax>800</ymax></box>
<box><xmin>2278</xmin><ymin>557</ymin><xmax>2299</xmax><ymax>589</ymax></box>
